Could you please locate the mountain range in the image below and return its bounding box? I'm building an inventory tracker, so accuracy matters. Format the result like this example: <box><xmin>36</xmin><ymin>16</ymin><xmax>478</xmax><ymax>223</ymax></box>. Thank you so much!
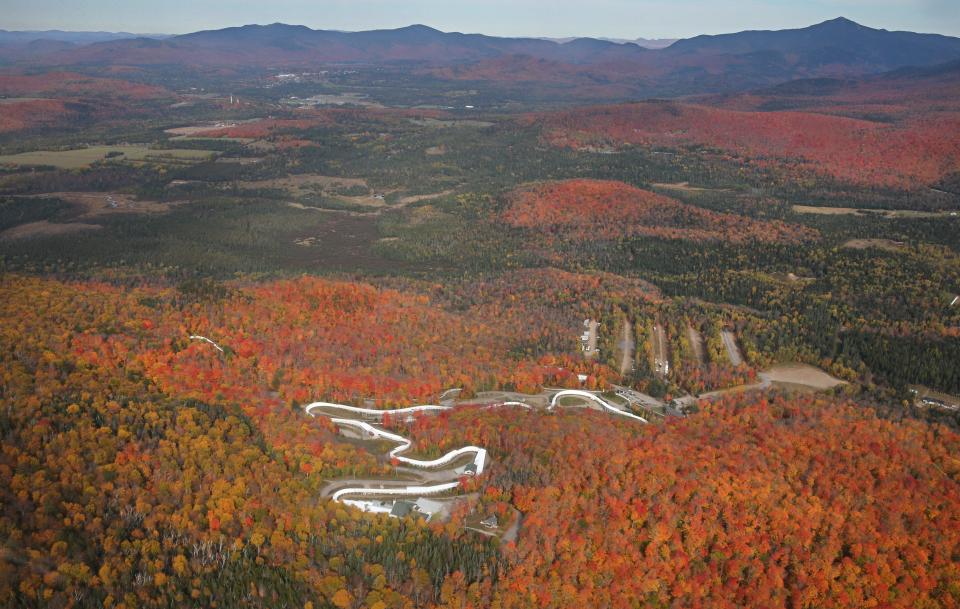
<box><xmin>0</xmin><ymin>29</ymin><xmax>167</xmax><ymax>45</ymax></box>
<box><xmin>3</xmin><ymin>18</ymin><xmax>959</xmax><ymax>98</ymax></box>
<box><xmin>539</xmin><ymin>36</ymin><xmax>679</xmax><ymax>49</ymax></box>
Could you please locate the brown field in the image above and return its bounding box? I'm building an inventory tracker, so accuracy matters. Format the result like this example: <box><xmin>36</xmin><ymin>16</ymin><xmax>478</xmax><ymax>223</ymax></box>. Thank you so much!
<box><xmin>1</xmin><ymin>220</ymin><xmax>102</xmax><ymax>241</ymax></box>
<box><xmin>762</xmin><ymin>363</ymin><xmax>847</xmax><ymax>390</ymax></box>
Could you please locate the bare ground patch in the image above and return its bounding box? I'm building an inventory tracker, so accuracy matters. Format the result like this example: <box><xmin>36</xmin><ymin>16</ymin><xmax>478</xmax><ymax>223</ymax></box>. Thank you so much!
<box><xmin>762</xmin><ymin>363</ymin><xmax>847</xmax><ymax>390</ymax></box>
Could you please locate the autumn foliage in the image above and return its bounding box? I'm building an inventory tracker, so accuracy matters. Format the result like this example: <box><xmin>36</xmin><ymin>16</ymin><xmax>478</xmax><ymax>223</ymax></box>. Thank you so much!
<box><xmin>540</xmin><ymin>101</ymin><xmax>960</xmax><ymax>188</ymax></box>
<box><xmin>502</xmin><ymin>179</ymin><xmax>816</xmax><ymax>244</ymax></box>
<box><xmin>0</xmin><ymin>99</ymin><xmax>80</xmax><ymax>133</ymax></box>
<box><xmin>419</xmin><ymin>396</ymin><xmax>960</xmax><ymax>609</ymax></box>
<box><xmin>2</xmin><ymin>273</ymin><xmax>959</xmax><ymax>608</ymax></box>
<box><xmin>0</xmin><ymin>71</ymin><xmax>172</xmax><ymax>133</ymax></box>
<box><xmin>0</xmin><ymin>71</ymin><xmax>169</xmax><ymax>100</ymax></box>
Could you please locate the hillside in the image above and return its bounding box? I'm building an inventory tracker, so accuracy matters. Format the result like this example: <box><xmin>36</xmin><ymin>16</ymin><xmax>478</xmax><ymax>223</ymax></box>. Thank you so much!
<box><xmin>708</xmin><ymin>59</ymin><xmax>960</xmax><ymax>120</ymax></box>
<box><xmin>502</xmin><ymin>179</ymin><xmax>815</xmax><ymax>243</ymax></box>
<box><xmin>539</xmin><ymin>100</ymin><xmax>960</xmax><ymax>188</ymax></box>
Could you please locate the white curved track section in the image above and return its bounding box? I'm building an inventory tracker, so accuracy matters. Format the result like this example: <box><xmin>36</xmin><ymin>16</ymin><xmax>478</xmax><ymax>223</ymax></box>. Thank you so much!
<box><xmin>304</xmin><ymin>401</ymin><xmax>450</xmax><ymax>417</ymax></box>
<box><xmin>549</xmin><ymin>389</ymin><xmax>649</xmax><ymax>423</ymax></box>
<box><xmin>189</xmin><ymin>335</ymin><xmax>224</xmax><ymax>352</ymax></box>
<box><xmin>307</xmin><ymin>389</ymin><xmax>645</xmax><ymax>507</ymax></box>
<box><xmin>307</xmin><ymin>401</ymin><xmax>490</xmax><ymax>503</ymax></box>
<box><xmin>329</xmin><ymin>418</ymin><xmax>487</xmax><ymax>473</ymax></box>
<box><xmin>486</xmin><ymin>401</ymin><xmax>532</xmax><ymax>410</ymax></box>
<box><xmin>334</xmin><ymin>482</ymin><xmax>461</xmax><ymax>502</ymax></box>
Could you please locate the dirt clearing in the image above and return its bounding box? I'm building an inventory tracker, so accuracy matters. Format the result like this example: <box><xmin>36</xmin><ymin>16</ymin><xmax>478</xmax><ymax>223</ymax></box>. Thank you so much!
<box><xmin>762</xmin><ymin>363</ymin><xmax>846</xmax><ymax>390</ymax></box>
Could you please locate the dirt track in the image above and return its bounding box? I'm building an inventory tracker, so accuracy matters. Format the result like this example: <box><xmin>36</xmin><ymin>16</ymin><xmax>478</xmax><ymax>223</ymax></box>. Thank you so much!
<box><xmin>722</xmin><ymin>330</ymin><xmax>743</xmax><ymax>365</ymax></box>
<box><xmin>618</xmin><ymin>320</ymin><xmax>634</xmax><ymax>375</ymax></box>
<box><xmin>650</xmin><ymin>323</ymin><xmax>669</xmax><ymax>376</ymax></box>
<box><xmin>687</xmin><ymin>326</ymin><xmax>706</xmax><ymax>365</ymax></box>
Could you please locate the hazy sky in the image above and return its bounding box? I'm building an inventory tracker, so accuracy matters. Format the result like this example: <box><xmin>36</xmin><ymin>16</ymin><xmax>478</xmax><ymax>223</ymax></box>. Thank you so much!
<box><xmin>3</xmin><ymin>0</ymin><xmax>959</xmax><ymax>38</ymax></box>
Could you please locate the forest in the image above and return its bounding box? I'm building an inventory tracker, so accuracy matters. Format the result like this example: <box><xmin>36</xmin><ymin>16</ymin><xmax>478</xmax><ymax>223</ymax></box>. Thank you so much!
<box><xmin>1</xmin><ymin>35</ymin><xmax>959</xmax><ymax>609</ymax></box>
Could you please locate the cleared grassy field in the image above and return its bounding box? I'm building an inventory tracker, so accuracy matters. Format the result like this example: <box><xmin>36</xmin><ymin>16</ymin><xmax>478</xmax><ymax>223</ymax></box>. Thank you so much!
<box><xmin>0</xmin><ymin>145</ymin><xmax>216</xmax><ymax>169</ymax></box>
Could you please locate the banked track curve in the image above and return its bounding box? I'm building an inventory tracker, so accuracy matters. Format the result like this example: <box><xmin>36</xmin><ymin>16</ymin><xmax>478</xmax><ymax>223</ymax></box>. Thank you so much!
<box><xmin>303</xmin><ymin>389</ymin><xmax>646</xmax><ymax>507</ymax></box>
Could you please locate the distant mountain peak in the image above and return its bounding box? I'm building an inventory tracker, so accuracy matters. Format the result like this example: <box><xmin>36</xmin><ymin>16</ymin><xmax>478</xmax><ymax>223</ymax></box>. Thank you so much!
<box><xmin>814</xmin><ymin>17</ymin><xmax>869</xmax><ymax>30</ymax></box>
<box><xmin>823</xmin><ymin>16</ymin><xmax>859</xmax><ymax>25</ymax></box>
<box><xmin>397</xmin><ymin>24</ymin><xmax>442</xmax><ymax>33</ymax></box>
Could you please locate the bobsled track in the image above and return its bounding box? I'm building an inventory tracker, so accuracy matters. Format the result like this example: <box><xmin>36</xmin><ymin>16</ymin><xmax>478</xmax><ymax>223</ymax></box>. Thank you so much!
<box><xmin>304</xmin><ymin>390</ymin><xmax>646</xmax><ymax>506</ymax></box>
